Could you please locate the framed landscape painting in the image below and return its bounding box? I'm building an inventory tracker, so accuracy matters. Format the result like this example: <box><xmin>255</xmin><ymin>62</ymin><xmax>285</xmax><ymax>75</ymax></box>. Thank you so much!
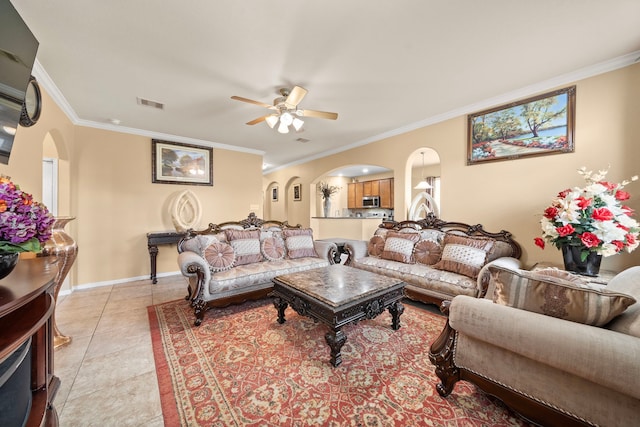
<box><xmin>152</xmin><ymin>139</ymin><xmax>213</xmax><ymax>185</ymax></box>
<box><xmin>467</xmin><ymin>86</ymin><xmax>575</xmax><ymax>165</ymax></box>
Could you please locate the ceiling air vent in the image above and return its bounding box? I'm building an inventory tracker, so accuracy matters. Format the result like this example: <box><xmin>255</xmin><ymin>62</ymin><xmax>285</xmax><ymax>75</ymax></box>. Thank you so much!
<box><xmin>136</xmin><ymin>97</ymin><xmax>164</xmax><ymax>110</ymax></box>
<box><xmin>296</xmin><ymin>138</ymin><xmax>310</xmax><ymax>143</ymax></box>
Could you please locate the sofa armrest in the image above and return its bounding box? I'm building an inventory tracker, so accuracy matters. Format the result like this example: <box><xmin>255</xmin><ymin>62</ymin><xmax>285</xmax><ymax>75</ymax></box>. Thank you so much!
<box><xmin>477</xmin><ymin>257</ymin><xmax>522</xmax><ymax>298</ymax></box>
<box><xmin>177</xmin><ymin>251</ymin><xmax>211</xmax><ymax>297</ymax></box>
<box><xmin>313</xmin><ymin>240</ymin><xmax>338</xmax><ymax>264</ymax></box>
<box><xmin>449</xmin><ymin>295</ymin><xmax>640</xmax><ymax>400</ymax></box>
<box><xmin>343</xmin><ymin>240</ymin><xmax>368</xmax><ymax>265</ymax></box>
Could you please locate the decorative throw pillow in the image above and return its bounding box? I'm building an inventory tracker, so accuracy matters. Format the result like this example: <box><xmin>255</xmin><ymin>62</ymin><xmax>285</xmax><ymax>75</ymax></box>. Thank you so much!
<box><xmin>486</xmin><ymin>240</ymin><xmax>515</xmax><ymax>262</ymax></box>
<box><xmin>368</xmin><ymin>235</ymin><xmax>386</xmax><ymax>258</ymax></box>
<box><xmin>413</xmin><ymin>239</ymin><xmax>442</xmax><ymax>265</ymax></box>
<box><xmin>491</xmin><ymin>267</ymin><xmax>636</xmax><ymax>326</ymax></box>
<box><xmin>225</xmin><ymin>229</ymin><xmax>263</xmax><ymax>265</ymax></box>
<box><xmin>203</xmin><ymin>242</ymin><xmax>236</xmax><ymax>272</ymax></box>
<box><xmin>261</xmin><ymin>236</ymin><xmax>286</xmax><ymax>261</ymax></box>
<box><xmin>433</xmin><ymin>234</ymin><xmax>494</xmax><ymax>278</ymax></box>
<box><xmin>282</xmin><ymin>228</ymin><xmax>317</xmax><ymax>259</ymax></box>
<box><xmin>381</xmin><ymin>231</ymin><xmax>421</xmax><ymax>264</ymax></box>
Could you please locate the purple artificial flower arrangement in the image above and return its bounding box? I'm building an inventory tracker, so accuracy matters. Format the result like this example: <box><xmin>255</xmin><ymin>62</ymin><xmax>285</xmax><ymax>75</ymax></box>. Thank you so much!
<box><xmin>0</xmin><ymin>175</ymin><xmax>55</xmax><ymax>253</ymax></box>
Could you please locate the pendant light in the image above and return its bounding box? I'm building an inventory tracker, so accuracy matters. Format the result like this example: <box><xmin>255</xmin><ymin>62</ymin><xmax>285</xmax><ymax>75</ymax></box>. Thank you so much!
<box><xmin>414</xmin><ymin>151</ymin><xmax>432</xmax><ymax>190</ymax></box>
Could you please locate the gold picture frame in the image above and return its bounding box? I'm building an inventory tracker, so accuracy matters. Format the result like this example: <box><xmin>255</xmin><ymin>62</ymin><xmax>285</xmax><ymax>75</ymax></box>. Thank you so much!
<box><xmin>467</xmin><ymin>86</ymin><xmax>575</xmax><ymax>165</ymax></box>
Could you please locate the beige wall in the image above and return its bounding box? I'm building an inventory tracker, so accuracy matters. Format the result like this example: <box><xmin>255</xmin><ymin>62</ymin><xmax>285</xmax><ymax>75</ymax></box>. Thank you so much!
<box><xmin>3</xmin><ymin>87</ymin><xmax>264</xmax><ymax>288</ymax></box>
<box><xmin>266</xmin><ymin>63</ymin><xmax>640</xmax><ymax>272</ymax></box>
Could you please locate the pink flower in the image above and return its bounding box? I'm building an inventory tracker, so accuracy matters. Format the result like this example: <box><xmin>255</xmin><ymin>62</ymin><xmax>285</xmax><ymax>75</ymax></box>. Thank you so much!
<box><xmin>591</xmin><ymin>208</ymin><xmax>614</xmax><ymax>221</ymax></box>
<box><xmin>579</xmin><ymin>232</ymin><xmax>600</xmax><ymax>248</ymax></box>
<box><xmin>576</xmin><ymin>197</ymin><xmax>592</xmax><ymax>209</ymax></box>
<box><xmin>534</xmin><ymin>237</ymin><xmax>545</xmax><ymax>249</ymax></box>
<box><xmin>615</xmin><ymin>190</ymin><xmax>631</xmax><ymax>201</ymax></box>
<box><xmin>556</xmin><ymin>224</ymin><xmax>575</xmax><ymax>237</ymax></box>
<box><xmin>627</xmin><ymin>234</ymin><xmax>637</xmax><ymax>246</ymax></box>
<box><xmin>598</xmin><ymin>181</ymin><xmax>617</xmax><ymax>190</ymax></box>
<box><xmin>557</xmin><ymin>189</ymin><xmax>571</xmax><ymax>198</ymax></box>
<box><xmin>543</xmin><ymin>207</ymin><xmax>558</xmax><ymax>220</ymax></box>
<box><xmin>611</xmin><ymin>241</ymin><xmax>624</xmax><ymax>252</ymax></box>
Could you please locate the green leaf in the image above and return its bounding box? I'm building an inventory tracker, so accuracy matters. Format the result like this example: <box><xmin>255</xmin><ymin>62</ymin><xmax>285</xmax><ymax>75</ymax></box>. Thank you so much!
<box><xmin>0</xmin><ymin>238</ymin><xmax>42</xmax><ymax>254</ymax></box>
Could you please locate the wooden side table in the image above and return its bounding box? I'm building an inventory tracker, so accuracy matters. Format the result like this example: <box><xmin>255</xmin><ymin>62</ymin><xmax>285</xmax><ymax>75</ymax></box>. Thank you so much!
<box><xmin>146</xmin><ymin>231</ymin><xmax>187</xmax><ymax>283</ymax></box>
<box><xmin>530</xmin><ymin>262</ymin><xmax>618</xmax><ymax>286</ymax></box>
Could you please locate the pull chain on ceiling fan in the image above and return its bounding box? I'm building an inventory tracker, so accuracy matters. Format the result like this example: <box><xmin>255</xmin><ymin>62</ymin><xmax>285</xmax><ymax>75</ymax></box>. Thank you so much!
<box><xmin>231</xmin><ymin>86</ymin><xmax>338</xmax><ymax>134</ymax></box>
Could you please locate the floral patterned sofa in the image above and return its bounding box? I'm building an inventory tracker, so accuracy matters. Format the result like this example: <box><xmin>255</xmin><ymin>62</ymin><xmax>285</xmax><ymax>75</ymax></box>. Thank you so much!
<box><xmin>177</xmin><ymin>213</ymin><xmax>336</xmax><ymax>325</ymax></box>
<box><xmin>343</xmin><ymin>213</ymin><xmax>522</xmax><ymax>308</ymax></box>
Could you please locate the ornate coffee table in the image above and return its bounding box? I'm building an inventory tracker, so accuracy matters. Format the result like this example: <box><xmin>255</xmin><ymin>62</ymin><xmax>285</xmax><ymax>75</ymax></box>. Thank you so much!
<box><xmin>270</xmin><ymin>265</ymin><xmax>405</xmax><ymax>367</ymax></box>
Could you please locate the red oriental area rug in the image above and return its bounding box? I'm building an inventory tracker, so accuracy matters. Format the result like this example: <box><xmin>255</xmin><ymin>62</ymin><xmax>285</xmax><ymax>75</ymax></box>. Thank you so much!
<box><xmin>148</xmin><ymin>298</ymin><xmax>531</xmax><ymax>426</ymax></box>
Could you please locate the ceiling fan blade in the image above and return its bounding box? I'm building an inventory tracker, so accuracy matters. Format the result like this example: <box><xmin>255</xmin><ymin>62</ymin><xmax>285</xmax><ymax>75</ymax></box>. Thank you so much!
<box><xmin>284</xmin><ymin>86</ymin><xmax>308</xmax><ymax>109</ymax></box>
<box><xmin>300</xmin><ymin>109</ymin><xmax>338</xmax><ymax>120</ymax></box>
<box><xmin>246</xmin><ymin>116</ymin><xmax>268</xmax><ymax>125</ymax></box>
<box><xmin>231</xmin><ymin>96</ymin><xmax>273</xmax><ymax>109</ymax></box>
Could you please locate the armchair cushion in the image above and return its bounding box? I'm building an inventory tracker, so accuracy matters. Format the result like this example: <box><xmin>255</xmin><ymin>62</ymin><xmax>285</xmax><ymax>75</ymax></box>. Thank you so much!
<box><xmin>282</xmin><ymin>228</ymin><xmax>317</xmax><ymax>259</ymax></box>
<box><xmin>433</xmin><ymin>234</ymin><xmax>494</xmax><ymax>278</ymax></box>
<box><xmin>491</xmin><ymin>266</ymin><xmax>636</xmax><ymax>326</ymax></box>
<box><xmin>226</xmin><ymin>229</ymin><xmax>263</xmax><ymax>266</ymax></box>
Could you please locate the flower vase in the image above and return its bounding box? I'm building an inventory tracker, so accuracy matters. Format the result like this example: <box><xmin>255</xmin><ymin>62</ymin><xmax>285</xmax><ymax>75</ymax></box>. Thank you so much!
<box><xmin>561</xmin><ymin>245</ymin><xmax>602</xmax><ymax>277</ymax></box>
<box><xmin>41</xmin><ymin>216</ymin><xmax>78</xmax><ymax>348</ymax></box>
<box><xmin>323</xmin><ymin>198</ymin><xmax>331</xmax><ymax>217</ymax></box>
<box><xmin>0</xmin><ymin>252</ymin><xmax>19</xmax><ymax>280</ymax></box>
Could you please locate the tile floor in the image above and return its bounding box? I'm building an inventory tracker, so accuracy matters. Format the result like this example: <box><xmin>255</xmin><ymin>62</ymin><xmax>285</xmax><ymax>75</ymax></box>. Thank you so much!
<box><xmin>53</xmin><ymin>274</ymin><xmax>188</xmax><ymax>426</ymax></box>
<box><xmin>53</xmin><ymin>274</ymin><xmax>440</xmax><ymax>426</ymax></box>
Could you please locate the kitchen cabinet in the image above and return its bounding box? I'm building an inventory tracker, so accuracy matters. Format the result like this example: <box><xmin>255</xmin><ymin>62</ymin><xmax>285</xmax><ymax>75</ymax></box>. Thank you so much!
<box><xmin>348</xmin><ymin>178</ymin><xmax>393</xmax><ymax>209</ymax></box>
<box><xmin>347</xmin><ymin>184</ymin><xmax>356</xmax><ymax>208</ymax></box>
<box><xmin>379</xmin><ymin>178</ymin><xmax>394</xmax><ymax>208</ymax></box>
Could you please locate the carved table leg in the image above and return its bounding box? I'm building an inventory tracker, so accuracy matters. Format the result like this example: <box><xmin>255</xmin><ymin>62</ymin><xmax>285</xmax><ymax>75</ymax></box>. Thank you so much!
<box><xmin>148</xmin><ymin>244</ymin><xmax>159</xmax><ymax>284</ymax></box>
<box><xmin>325</xmin><ymin>328</ymin><xmax>347</xmax><ymax>367</ymax></box>
<box><xmin>388</xmin><ymin>301</ymin><xmax>405</xmax><ymax>330</ymax></box>
<box><xmin>273</xmin><ymin>297</ymin><xmax>288</xmax><ymax>324</ymax></box>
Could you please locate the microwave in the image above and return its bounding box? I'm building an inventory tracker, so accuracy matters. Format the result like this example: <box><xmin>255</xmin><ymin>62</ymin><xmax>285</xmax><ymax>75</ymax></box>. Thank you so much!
<box><xmin>362</xmin><ymin>196</ymin><xmax>380</xmax><ymax>208</ymax></box>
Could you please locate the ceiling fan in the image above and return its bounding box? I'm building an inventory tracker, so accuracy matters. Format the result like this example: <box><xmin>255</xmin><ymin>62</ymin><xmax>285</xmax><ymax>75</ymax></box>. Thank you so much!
<box><xmin>231</xmin><ymin>86</ymin><xmax>338</xmax><ymax>134</ymax></box>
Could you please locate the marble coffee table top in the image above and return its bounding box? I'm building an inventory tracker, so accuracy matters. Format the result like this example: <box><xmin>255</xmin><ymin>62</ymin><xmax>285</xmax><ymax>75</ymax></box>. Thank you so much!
<box><xmin>273</xmin><ymin>264</ymin><xmax>404</xmax><ymax>307</ymax></box>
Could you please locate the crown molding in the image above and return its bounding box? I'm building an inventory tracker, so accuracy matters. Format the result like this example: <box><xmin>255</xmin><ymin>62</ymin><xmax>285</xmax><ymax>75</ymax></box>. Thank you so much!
<box><xmin>263</xmin><ymin>50</ymin><xmax>640</xmax><ymax>175</ymax></box>
<box><xmin>31</xmin><ymin>60</ymin><xmax>265</xmax><ymax>156</ymax></box>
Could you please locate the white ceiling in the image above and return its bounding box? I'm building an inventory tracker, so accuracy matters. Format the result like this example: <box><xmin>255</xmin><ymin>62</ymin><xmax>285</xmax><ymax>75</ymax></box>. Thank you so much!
<box><xmin>10</xmin><ymin>0</ymin><xmax>640</xmax><ymax>174</ymax></box>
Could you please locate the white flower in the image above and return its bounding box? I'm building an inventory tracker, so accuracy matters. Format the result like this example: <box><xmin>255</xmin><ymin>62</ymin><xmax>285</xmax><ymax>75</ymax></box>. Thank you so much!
<box><xmin>599</xmin><ymin>243</ymin><xmax>620</xmax><ymax>257</ymax></box>
<box><xmin>592</xmin><ymin>220</ymin><xmax>626</xmax><ymax>243</ymax></box>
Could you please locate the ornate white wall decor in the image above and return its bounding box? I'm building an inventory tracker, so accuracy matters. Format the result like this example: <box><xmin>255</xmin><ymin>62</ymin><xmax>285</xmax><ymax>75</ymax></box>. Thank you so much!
<box><xmin>409</xmin><ymin>191</ymin><xmax>440</xmax><ymax>220</ymax></box>
<box><xmin>170</xmin><ymin>190</ymin><xmax>202</xmax><ymax>232</ymax></box>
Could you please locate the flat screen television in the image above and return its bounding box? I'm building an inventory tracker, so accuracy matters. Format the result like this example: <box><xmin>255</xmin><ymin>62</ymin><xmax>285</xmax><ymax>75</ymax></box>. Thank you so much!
<box><xmin>0</xmin><ymin>0</ymin><xmax>39</xmax><ymax>164</ymax></box>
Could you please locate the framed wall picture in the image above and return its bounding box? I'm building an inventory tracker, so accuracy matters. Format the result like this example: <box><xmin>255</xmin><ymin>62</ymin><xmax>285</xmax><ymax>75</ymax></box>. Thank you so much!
<box><xmin>152</xmin><ymin>139</ymin><xmax>213</xmax><ymax>185</ymax></box>
<box><xmin>467</xmin><ymin>86</ymin><xmax>576</xmax><ymax>165</ymax></box>
<box><xmin>272</xmin><ymin>187</ymin><xmax>278</xmax><ymax>201</ymax></box>
<box><xmin>293</xmin><ymin>184</ymin><xmax>301</xmax><ymax>201</ymax></box>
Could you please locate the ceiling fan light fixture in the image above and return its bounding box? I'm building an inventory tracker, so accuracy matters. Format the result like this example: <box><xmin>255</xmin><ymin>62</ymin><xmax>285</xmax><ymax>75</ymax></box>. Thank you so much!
<box><xmin>292</xmin><ymin>117</ymin><xmax>304</xmax><ymax>131</ymax></box>
<box><xmin>280</xmin><ymin>112</ymin><xmax>293</xmax><ymax>126</ymax></box>
<box><xmin>277</xmin><ymin>121</ymin><xmax>289</xmax><ymax>134</ymax></box>
<box><xmin>265</xmin><ymin>114</ymin><xmax>278</xmax><ymax>129</ymax></box>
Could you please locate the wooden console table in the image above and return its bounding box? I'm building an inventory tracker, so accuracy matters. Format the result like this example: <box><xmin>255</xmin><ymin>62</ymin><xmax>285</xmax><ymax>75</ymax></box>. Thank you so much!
<box><xmin>147</xmin><ymin>231</ymin><xmax>186</xmax><ymax>284</ymax></box>
<box><xmin>0</xmin><ymin>257</ymin><xmax>59</xmax><ymax>426</ymax></box>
